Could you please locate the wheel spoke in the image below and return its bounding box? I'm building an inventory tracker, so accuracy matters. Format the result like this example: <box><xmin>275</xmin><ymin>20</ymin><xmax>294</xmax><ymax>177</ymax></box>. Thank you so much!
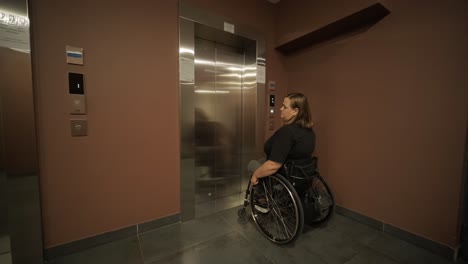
<box><xmin>251</xmin><ymin>175</ymin><xmax>302</xmax><ymax>243</ymax></box>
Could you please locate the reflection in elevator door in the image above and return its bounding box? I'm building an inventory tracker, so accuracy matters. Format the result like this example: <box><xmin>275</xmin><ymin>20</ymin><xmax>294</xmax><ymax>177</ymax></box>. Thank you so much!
<box><xmin>194</xmin><ymin>39</ymin><xmax>244</xmax><ymax>216</ymax></box>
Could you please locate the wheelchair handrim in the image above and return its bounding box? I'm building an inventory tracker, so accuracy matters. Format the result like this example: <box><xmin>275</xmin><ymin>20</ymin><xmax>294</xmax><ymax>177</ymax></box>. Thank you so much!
<box><xmin>250</xmin><ymin>174</ymin><xmax>303</xmax><ymax>244</ymax></box>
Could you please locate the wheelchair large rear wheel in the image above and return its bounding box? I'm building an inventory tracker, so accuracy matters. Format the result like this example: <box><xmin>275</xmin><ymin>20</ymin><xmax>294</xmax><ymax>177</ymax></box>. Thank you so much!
<box><xmin>250</xmin><ymin>174</ymin><xmax>304</xmax><ymax>244</ymax></box>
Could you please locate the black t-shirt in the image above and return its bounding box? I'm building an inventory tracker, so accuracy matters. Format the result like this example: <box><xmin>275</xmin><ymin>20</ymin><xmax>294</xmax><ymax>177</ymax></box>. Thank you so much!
<box><xmin>264</xmin><ymin>124</ymin><xmax>315</xmax><ymax>164</ymax></box>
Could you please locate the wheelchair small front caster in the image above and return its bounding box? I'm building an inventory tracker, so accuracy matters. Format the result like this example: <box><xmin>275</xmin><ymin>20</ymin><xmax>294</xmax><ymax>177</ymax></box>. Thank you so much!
<box><xmin>237</xmin><ymin>208</ymin><xmax>247</xmax><ymax>218</ymax></box>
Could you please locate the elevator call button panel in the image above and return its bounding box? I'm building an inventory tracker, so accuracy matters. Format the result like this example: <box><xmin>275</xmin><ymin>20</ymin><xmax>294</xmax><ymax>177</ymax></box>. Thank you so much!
<box><xmin>269</xmin><ymin>95</ymin><xmax>275</xmax><ymax>117</ymax></box>
<box><xmin>69</xmin><ymin>72</ymin><xmax>86</xmax><ymax>114</ymax></box>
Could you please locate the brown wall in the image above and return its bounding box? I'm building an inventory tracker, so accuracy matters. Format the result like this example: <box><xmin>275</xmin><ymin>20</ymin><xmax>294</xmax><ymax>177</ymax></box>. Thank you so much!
<box><xmin>278</xmin><ymin>0</ymin><xmax>468</xmax><ymax>247</ymax></box>
<box><xmin>30</xmin><ymin>0</ymin><xmax>180</xmax><ymax>247</ymax></box>
<box><xmin>30</xmin><ymin>0</ymin><xmax>283</xmax><ymax>248</ymax></box>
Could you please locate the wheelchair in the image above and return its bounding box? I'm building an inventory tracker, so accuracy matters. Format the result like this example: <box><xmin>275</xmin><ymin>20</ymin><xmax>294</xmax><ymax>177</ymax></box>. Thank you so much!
<box><xmin>237</xmin><ymin>157</ymin><xmax>334</xmax><ymax>244</ymax></box>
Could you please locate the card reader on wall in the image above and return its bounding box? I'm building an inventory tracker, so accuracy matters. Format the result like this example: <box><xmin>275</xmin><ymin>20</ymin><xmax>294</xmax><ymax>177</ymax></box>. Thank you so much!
<box><xmin>69</xmin><ymin>72</ymin><xmax>84</xmax><ymax>94</ymax></box>
<box><xmin>69</xmin><ymin>72</ymin><xmax>86</xmax><ymax>114</ymax></box>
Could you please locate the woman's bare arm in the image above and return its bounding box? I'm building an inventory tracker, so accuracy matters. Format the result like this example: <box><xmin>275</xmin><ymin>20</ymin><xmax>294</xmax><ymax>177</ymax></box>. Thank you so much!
<box><xmin>251</xmin><ymin>160</ymin><xmax>282</xmax><ymax>185</ymax></box>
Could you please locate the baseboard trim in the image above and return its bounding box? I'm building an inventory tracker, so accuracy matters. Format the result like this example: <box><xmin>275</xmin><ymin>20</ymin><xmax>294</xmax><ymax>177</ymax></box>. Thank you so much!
<box><xmin>138</xmin><ymin>214</ymin><xmax>181</xmax><ymax>234</ymax></box>
<box><xmin>43</xmin><ymin>225</ymin><xmax>136</xmax><ymax>260</ymax></box>
<box><xmin>335</xmin><ymin>206</ymin><xmax>383</xmax><ymax>230</ymax></box>
<box><xmin>44</xmin><ymin>213</ymin><xmax>180</xmax><ymax>260</ymax></box>
<box><xmin>335</xmin><ymin>205</ymin><xmax>457</xmax><ymax>262</ymax></box>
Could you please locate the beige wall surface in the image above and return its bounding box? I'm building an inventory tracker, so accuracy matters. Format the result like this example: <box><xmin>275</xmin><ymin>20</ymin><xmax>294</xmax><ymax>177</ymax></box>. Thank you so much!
<box><xmin>278</xmin><ymin>0</ymin><xmax>468</xmax><ymax>247</ymax></box>
<box><xmin>30</xmin><ymin>0</ymin><xmax>284</xmax><ymax>248</ymax></box>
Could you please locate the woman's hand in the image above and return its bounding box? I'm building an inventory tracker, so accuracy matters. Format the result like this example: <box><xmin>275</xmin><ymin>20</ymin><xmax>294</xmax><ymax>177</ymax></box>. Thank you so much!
<box><xmin>250</xmin><ymin>175</ymin><xmax>259</xmax><ymax>185</ymax></box>
<box><xmin>250</xmin><ymin>160</ymin><xmax>282</xmax><ymax>185</ymax></box>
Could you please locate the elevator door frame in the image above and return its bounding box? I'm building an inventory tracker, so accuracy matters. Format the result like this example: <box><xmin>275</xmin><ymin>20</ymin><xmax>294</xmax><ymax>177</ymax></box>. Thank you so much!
<box><xmin>0</xmin><ymin>0</ymin><xmax>44</xmax><ymax>262</ymax></box>
<box><xmin>179</xmin><ymin>3</ymin><xmax>266</xmax><ymax>221</ymax></box>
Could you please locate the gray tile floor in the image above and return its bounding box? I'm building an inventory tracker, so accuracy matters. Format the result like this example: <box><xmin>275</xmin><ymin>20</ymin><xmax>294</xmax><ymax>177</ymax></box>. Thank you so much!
<box><xmin>47</xmin><ymin>206</ymin><xmax>466</xmax><ymax>264</ymax></box>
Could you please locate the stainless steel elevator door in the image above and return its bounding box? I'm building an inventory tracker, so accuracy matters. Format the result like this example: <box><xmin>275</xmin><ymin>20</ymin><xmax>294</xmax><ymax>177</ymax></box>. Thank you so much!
<box><xmin>194</xmin><ymin>39</ymin><xmax>244</xmax><ymax>215</ymax></box>
<box><xmin>0</xmin><ymin>0</ymin><xmax>44</xmax><ymax>263</ymax></box>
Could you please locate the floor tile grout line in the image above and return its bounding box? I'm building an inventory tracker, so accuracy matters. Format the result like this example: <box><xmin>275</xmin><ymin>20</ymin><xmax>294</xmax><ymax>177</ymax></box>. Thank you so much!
<box><xmin>143</xmin><ymin>230</ymin><xmax>241</xmax><ymax>264</ymax></box>
<box><xmin>346</xmin><ymin>242</ymin><xmax>404</xmax><ymax>264</ymax></box>
<box><xmin>321</xmin><ymin>225</ymin><xmax>397</xmax><ymax>262</ymax></box>
<box><xmin>219</xmin><ymin>213</ymin><xmax>284</xmax><ymax>264</ymax></box>
<box><xmin>223</xmin><ymin>209</ymin><xmax>384</xmax><ymax>264</ymax></box>
<box><xmin>138</xmin><ymin>213</ymin><xmax>237</xmax><ymax>262</ymax></box>
<box><xmin>141</xmin><ymin>222</ymin><xmax>238</xmax><ymax>264</ymax></box>
<box><xmin>148</xmin><ymin>207</ymin><xmax>440</xmax><ymax>264</ymax></box>
<box><xmin>220</xmin><ymin>228</ymin><xmax>277</xmax><ymax>264</ymax></box>
<box><xmin>219</xmin><ymin>208</ymin><xmax>394</xmax><ymax>262</ymax></box>
<box><xmin>361</xmin><ymin>235</ymin><xmax>447</xmax><ymax>264</ymax></box>
<box><xmin>216</xmin><ymin>208</ymin><xmax>323</xmax><ymax>263</ymax></box>
<box><xmin>136</xmin><ymin>225</ymin><xmax>146</xmax><ymax>264</ymax></box>
<box><xmin>137</xmin><ymin>221</ymin><xmax>181</xmax><ymax>236</ymax></box>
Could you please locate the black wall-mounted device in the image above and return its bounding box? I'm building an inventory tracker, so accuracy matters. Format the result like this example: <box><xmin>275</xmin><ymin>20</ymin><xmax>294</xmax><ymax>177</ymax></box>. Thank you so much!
<box><xmin>69</xmin><ymin>72</ymin><xmax>84</xmax><ymax>94</ymax></box>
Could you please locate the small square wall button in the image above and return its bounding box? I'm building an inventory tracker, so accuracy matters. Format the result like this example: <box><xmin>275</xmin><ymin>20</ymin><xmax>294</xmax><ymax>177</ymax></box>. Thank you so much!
<box><xmin>71</xmin><ymin>119</ymin><xmax>87</xmax><ymax>137</ymax></box>
<box><xmin>70</xmin><ymin>94</ymin><xmax>86</xmax><ymax>114</ymax></box>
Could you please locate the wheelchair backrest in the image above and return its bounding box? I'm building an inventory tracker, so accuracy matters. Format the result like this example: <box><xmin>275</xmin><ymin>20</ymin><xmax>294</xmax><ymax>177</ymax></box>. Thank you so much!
<box><xmin>282</xmin><ymin>157</ymin><xmax>319</xmax><ymax>180</ymax></box>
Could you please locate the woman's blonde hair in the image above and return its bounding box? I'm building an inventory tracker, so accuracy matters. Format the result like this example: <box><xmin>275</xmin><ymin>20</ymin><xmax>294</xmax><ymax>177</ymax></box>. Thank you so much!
<box><xmin>287</xmin><ymin>93</ymin><xmax>313</xmax><ymax>129</ymax></box>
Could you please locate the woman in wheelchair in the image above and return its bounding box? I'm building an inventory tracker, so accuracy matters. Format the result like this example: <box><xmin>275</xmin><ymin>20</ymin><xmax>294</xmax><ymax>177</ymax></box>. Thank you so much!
<box><xmin>239</xmin><ymin>93</ymin><xmax>334</xmax><ymax>244</ymax></box>
<box><xmin>250</xmin><ymin>92</ymin><xmax>315</xmax><ymax>186</ymax></box>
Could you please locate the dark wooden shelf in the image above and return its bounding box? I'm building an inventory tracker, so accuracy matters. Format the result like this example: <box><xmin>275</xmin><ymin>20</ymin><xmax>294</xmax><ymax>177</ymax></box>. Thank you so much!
<box><xmin>276</xmin><ymin>2</ymin><xmax>390</xmax><ymax>55</ymax></box>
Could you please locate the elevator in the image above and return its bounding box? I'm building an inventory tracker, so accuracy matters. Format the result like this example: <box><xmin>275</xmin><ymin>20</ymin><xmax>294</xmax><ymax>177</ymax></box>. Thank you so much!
<box><xmin>179</xmin><ymin>5</ymin><xmax>266</xmax><ymax>220</ymax></box>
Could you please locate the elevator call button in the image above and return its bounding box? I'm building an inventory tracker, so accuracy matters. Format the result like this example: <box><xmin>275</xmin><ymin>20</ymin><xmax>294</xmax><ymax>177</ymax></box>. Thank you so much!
<box><xmin>70</xmin><ymin>94</ymin><xmax>86</xmax><ymax>114</ymax></box>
